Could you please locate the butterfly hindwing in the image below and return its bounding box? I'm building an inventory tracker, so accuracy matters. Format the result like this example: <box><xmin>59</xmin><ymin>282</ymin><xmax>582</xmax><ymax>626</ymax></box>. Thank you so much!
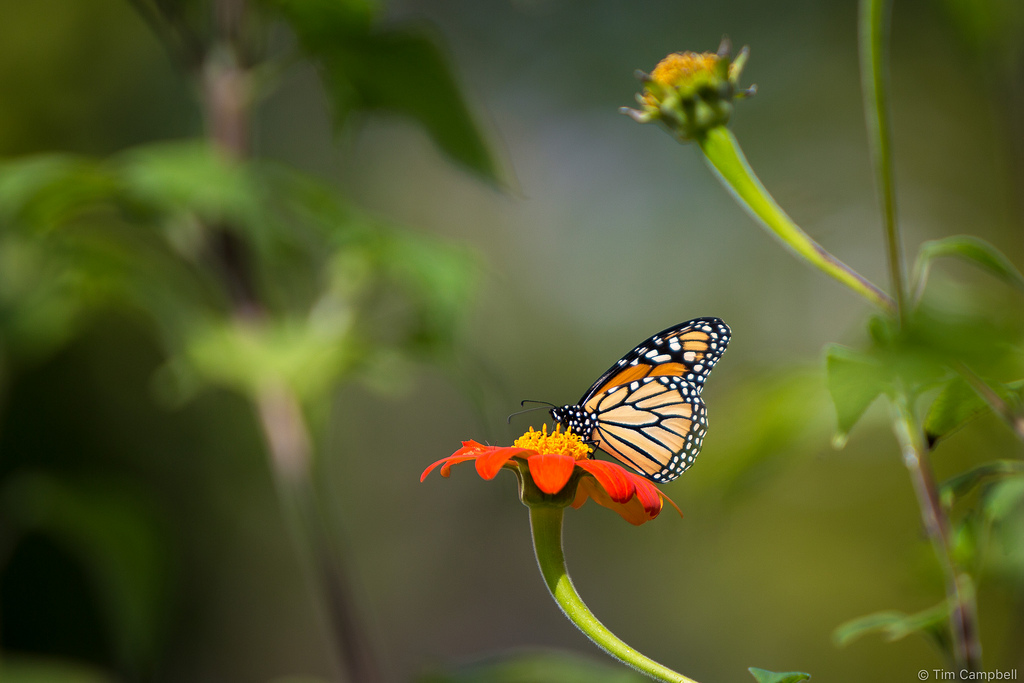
<box><xmin>578</xmin><ymin>317</ymin><xmax>730</xmax><ymax>405</ymax></box>
<box><xmin>585</xmin><ymin>376</ymin><xmax>707</xmax><ymax>482</ymax></box>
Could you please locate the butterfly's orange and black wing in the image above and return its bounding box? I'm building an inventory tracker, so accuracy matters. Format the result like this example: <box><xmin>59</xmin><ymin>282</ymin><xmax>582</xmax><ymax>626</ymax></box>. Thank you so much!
<box><xmin>551</xmin><ymin>318</ymin><xmax>730</xmax><ymax>483</ymax></box>
<box><xmin>583</xmin><ymin>375</ymin><xmax>707</xmax><ymax>482</ymax></box>
<box><xmin>578</xmin><ymin>317</ymin><xmax>730</xmax><ymax>405</ymax></box>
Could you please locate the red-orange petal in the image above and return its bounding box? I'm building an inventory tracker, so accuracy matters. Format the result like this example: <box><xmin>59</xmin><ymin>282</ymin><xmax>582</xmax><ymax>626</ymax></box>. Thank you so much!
<box><xmin>476</xmin><ymin>446</ymin><xmax>532</xmax><ymax>480</ymax></box>
<box><xmin>572</xmin><ymin>477</ymin><xmax>655</xmax><ymax>525</ymax></box>
<box><xmin>420</xmin><ymin>454</ymin><xmax>478</xmax><ymax>481</ymax></box>
<box><xmin>628</xmin><ymin>473</ymin><xmax>664</xmax><ymax>517</ymax></box>
<box><xmin>575</xmin><ymin>459</ymin><xmax>636</xmax><ymax>503</ymax></box>
<box><xmin>451</xmin><ymin>440</ymin><xmax>490</xmax><ymax>458</ymax></box>
<box><xmin>527</xmin><ymin>453</ymin><xmax>576</xmax><ymax>494</ymax></box>
<box><xmin>627</xmin><ymin>472</ymin><xmax>683</xmax><ymax>519</ymax></box>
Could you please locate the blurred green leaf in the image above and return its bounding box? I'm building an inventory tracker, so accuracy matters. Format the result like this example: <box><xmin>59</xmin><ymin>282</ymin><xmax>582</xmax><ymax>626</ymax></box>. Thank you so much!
<box><xmin>747</xmin><ymin>668</ymin><xmax>811</xmax><ymax>683</ymax></box>
<box><xmin>117</xmin><ymin>141</ymin><xmax>265</xmax><ymax>243</ymax></box>
<box><xmin>939</xmin><ymin>460</ymin><xmax>1024</xmax><ymax>507</ymax></box>
<box><xmin>0</xmin><ymin>155</ymin><xmax>120</xmax><ymax>233</ymax></box>
<box><xmin>377</xmin><ymin>230</ymin><xmax>479</xmax><ymax>354</ymax></box>
<box><xmin>871</xmin><ymin>300</ymin><xmax>1023</xmax><ymax>381</ymax></box>
<box><xmin>833</xmin><ymin>601</ymin><xmax>951</xmax><ymax>652</ymax></box>
<box><xmin>0</xmin><ymin>233</ymin><xmax>89</xmax><ymax>359</ymax></box>
<box><xmin>984</xmin><ymin>489</ymin><xmax>1024</xmax><ymax>578</ymax></box>
<box><xmin>913</xmin><ymin>235</ymin><xmax>1024</xmax><ymax>298</ymax></box>
<box><xmin>176</xmin><ymin>316</ymin><xmax>358</xmax><ymax>401</ymax></box>
<box><xmin>2</xmin><ymin>473</ymin><xmax>171</xmax><ymax>672</ymax></box>
<box><xmin>270</xmin><ymin>0</ymin><xmax>497</xmax><ymax>180</ymax></box>
<box><xmin>983</xmin><ymin>476</ymin><xmax>1024</xmax><ymax>522</ymax></box>
<box><xmin>0</xmin><ymin>656</ymin><xmax>114</xmax><ymax>683</ymax></box>
<box><xmin>824</xmin><ymin>344</ymin><xmax>889</xmax><ymax>447</ymax></box>
<box><xmin>417</xmin><ymin>649</ymin><xmax>646</xmax><ymax>683</ymax></box>
<box><xmin>925</xmin><ymin>377</ymin><xmax>1024</xmax><ymax>447</ymax></box>
<box><xmin>950</xmin><ymin>517</ymin><xmax>978</xmax><ymax>568</ymax></box>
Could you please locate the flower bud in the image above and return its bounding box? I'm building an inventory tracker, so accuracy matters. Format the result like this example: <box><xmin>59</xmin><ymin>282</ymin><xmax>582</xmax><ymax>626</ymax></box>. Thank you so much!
<box><xmin>622</xmin><ymin>37</ymin><xmax>755</xmax><ymax>141</ymax></box>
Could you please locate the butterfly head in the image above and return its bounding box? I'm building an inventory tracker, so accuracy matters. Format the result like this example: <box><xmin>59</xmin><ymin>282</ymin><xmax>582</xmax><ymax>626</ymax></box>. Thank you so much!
<box><xmin>550</xmin><ymin>404</ymin><xmax>595</xmax><ymax>440</ymax></box>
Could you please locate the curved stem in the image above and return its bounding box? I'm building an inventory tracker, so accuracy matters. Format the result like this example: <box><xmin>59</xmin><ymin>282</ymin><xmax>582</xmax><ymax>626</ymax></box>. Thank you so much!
<box><xmin>860</xmin><ymin>0</ymin><xmax>907</xmax><ymax>323</ymax></box>
<box><xmin>529</xmin><ymin>506</ymin><xmax>701</xmax><ymax>683</ymax></box>
<box><xmin>697</xmin><ymin>126</ymin><xmax>895</xmax><ymax>314</ymax></box>
<box><xmin>891</xmin><ymin>394</ymin><xmax>982</xmax><ymax>671</ymax></box>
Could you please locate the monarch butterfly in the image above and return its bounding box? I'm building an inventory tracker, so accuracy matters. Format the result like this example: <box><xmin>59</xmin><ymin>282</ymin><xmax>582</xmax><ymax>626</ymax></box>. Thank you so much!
<box><xmin>549</xmin><ymin>318</ymin><xmax>730</xmax><ymax>483</ymax></box>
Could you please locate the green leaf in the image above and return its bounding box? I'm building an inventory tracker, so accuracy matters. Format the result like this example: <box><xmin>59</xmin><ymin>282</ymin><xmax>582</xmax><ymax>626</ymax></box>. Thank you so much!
<box><xmin>418</xmin><ymin>649</ymin><xmax>646</xmax><ymax>683</ymax></box>
<box><xmin>747</xmin><ymin>668</ymin><xmax>811</xmax><ymax>683</ymax></box>
<box><xmin>118</xmin><ymin>141</ymin><xmax>263</xmax><ymax>228</ymax></box>
<box><xmin>913</xmin><ymin>235</ymin><xmax>1024</xmax><ymax>297</ymax></box>
<box><xmin>2</xmin><ymin>473</ymin><xmax>171</xmax><ymax>671</ymax></box>
<box><xmin>824</xmin><ymin>344</ymin><xmax>889</xmax><ymax>447</ymax></box>
<box><xmin>378</xmin><ymin>230</ymin><xmax>480</xmax><ymax>353</ymax></box>
<box><xmin>925</xmin><ymin>377</ymin><xmax>1024</xmax><ymax>447</ymax></box>
<box><xmin>833</xmin><ymin>602</ymin><xmax>952</xmax><ymax>651</ymax></box>
<box><xmin>983</xmin><ymin>476</ymin><xmax>1024</xmax><ymax>522</ymax></box>
<box><xmin>177</xmin><ymin>316</ymin><xmax>359</xmax><ymax>401</ymax></box>
<box><xmin>271</xmin><ymin>0</ymin><xmax>497</xmax><ymax>180</ymax></box>
<box><xmin>939</xmin><ymin>460</ymin><xmax>1024</xmax><ymax>507</ymax></box>
<box><xmin>0</xmin><ymin>155</ymin><xmax>120</xmax><ymax>232</ymax></box>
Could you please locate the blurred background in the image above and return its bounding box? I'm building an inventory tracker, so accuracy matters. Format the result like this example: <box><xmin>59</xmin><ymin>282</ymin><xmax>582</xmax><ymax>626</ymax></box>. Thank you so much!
<box><xmin>1</xmin><ymin>0</ymin><xmax>1023</xmax><ymax>681</ymax></box>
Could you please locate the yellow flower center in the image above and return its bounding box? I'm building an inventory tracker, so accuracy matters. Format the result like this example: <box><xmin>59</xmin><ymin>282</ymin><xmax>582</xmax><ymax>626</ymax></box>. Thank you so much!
<box><xmin>648</xmin><ymin>51</ymin><xmax>720</xmax><ymax>91</ymax></box>
<box><xmin>515</xmin><ymin>424</ymin><xmax>593</xmax><ymax>461</ymax></box>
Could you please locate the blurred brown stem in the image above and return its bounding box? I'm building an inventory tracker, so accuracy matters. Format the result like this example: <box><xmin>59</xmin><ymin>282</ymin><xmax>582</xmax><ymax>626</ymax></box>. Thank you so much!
<box><xmin>255</xmin><ymin>386</ymin><xmax>383</xmax><ymax>683</ymax></box>
<box><xmin>892</xmin><ymin>395</ymin><xmax>982</xmax><ymax>671</ymax></box>
<box><xmin>192</xmin><ymin>1</ymin><xmax>384</xmax><ymax>681</ymax></box>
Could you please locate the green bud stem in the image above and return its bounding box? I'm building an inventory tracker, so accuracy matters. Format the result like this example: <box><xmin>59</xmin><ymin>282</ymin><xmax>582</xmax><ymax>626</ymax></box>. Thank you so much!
<box><xmin>529</xmin><ymin>506</ymin><xmax>701</xmax><ymax>683</ymax></box>
<box><xmin>697</xmin><ymin>126</ymin><xmax>895</xmax><ymax>314</ymax></box>
<box><xmin>860</xmin><ymin>0</ymin><xmax>907</xmax><ymax>322</ymax></box>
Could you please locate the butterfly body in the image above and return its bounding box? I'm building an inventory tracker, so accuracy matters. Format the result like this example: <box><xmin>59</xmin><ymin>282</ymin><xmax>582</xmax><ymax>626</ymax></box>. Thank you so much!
<box><xmin>550</xmin><ymin>317</ymin><xmax>730</xmax><ymax>483</ymax></box>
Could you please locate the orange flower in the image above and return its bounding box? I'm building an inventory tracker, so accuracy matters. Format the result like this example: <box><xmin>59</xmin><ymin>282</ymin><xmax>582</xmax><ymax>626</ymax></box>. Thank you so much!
<box><xmin>421</xmin><ymin>425</ymin><xmax>681</xmax><ymax>525</ymax></box>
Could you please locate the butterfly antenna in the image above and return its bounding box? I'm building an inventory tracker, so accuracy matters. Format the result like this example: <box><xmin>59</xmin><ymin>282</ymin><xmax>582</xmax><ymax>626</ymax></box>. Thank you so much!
<box><xmin>520</xmin><ymin>399</ymin><xmax>556</xmax><ymax>408</ymax></box>
<box><xmin>506</xmin><ymin>400</ymin><xmax>556</xmax><ymax>424</ymax></box>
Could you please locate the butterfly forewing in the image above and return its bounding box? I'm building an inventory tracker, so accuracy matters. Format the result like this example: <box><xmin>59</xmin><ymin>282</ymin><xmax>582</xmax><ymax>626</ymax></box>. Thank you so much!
<box><xmin>579</xmin><ymin>317</ymin><xmax>730</xmax><ymax>405</ymax></box>
<box><xmin>550</xmin><ymin>317</ymin><xmax>729</xmax><ymax>483</ymax></box>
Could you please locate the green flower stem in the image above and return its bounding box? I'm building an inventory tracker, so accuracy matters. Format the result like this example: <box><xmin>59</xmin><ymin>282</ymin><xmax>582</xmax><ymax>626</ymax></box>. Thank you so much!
<box><xmin>891</xmin><ymin>394</ymin><xmax>982</xmax><ymax>671</ymax></box>
<box><xmin>860</xmin><ymin>0</ymin><xmax>907</xmax><ymax>322</ymax></box>
<box><xmin>697</xmin><ymin>126</ymin><xmax>895</xmax><ymax>313</ymax></box>
<box><xmin>529</xmin><ymin>506</ymin><xmax>701</xmax><ymax>683</ymax></box>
